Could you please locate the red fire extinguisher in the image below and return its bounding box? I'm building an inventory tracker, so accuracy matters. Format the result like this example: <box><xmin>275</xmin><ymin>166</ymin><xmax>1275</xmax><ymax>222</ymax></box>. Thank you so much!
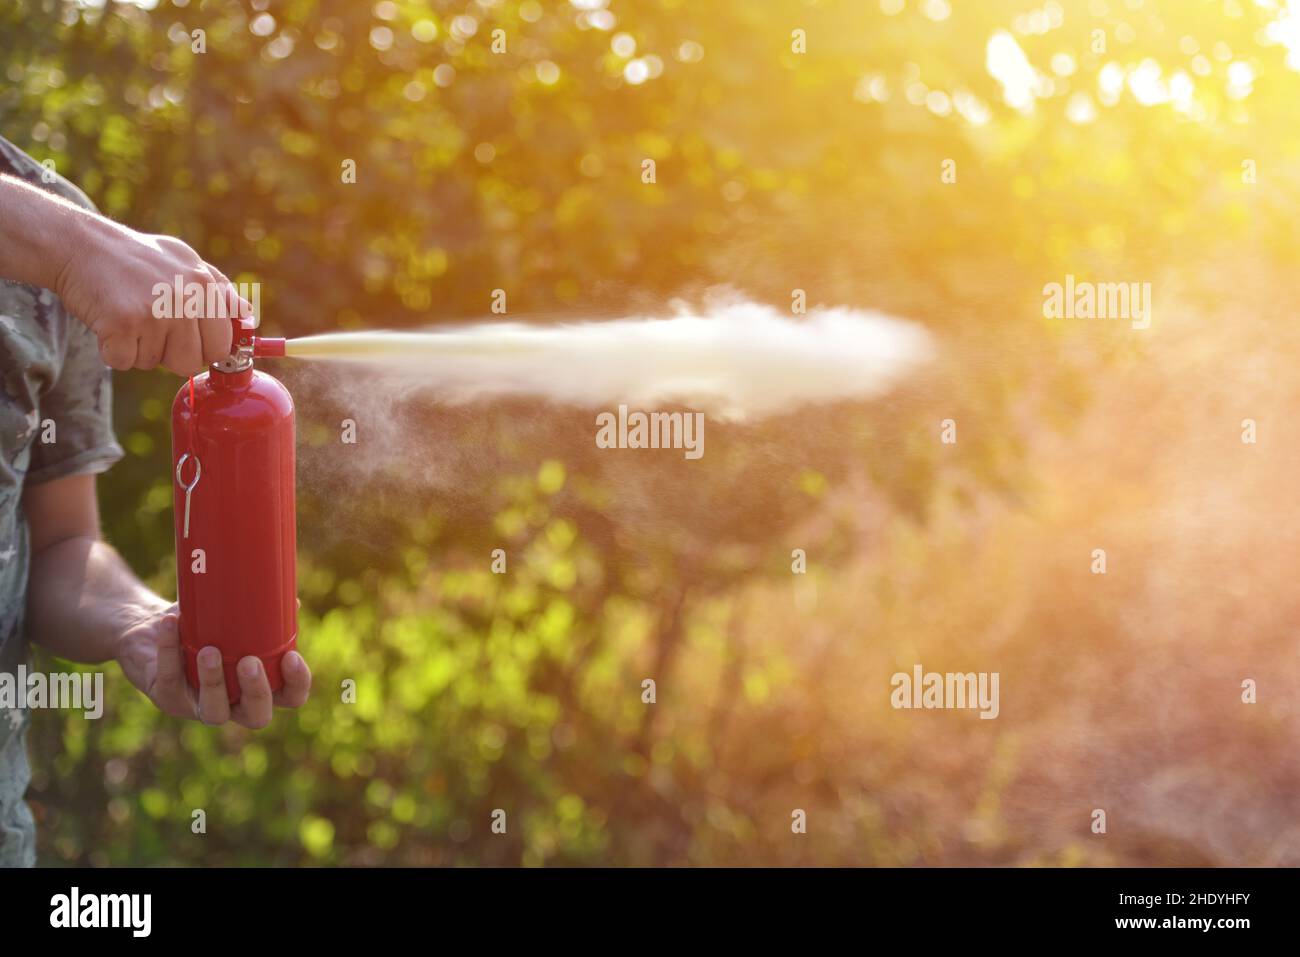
<box><xmin>171</xmin><ymin>320</ymin><xmax>292</xmax><ymax>704</ymax></box>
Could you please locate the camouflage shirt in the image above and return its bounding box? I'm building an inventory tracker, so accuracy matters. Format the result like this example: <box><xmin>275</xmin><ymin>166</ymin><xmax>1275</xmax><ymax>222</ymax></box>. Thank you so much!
<box><xmin>0</xmin><ymin>136</ymin><xmax>123</xmax><ymax>867</ymax></box>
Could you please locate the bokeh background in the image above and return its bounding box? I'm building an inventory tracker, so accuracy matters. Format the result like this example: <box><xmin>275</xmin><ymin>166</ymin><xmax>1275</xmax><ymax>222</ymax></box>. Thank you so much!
<box><xmin>6</xmin><ymin>0</ymin><xmax>1300</xmax><ymax>866</ymax></box>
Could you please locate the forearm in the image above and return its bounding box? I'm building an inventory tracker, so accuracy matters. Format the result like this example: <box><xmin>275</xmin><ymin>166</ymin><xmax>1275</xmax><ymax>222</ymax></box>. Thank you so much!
<box><xmin>0</xmin><ymin>172</ymin><xmax>93</xmax><ymax>294</ymax></box>
<box><xmin>26</xmin><ymin>535</ymin><xmax>170</xmax><ymax>664</ymax></box>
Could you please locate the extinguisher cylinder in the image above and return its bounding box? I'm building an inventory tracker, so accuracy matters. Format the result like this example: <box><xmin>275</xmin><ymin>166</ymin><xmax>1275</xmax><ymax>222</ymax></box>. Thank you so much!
<box><xmin>171</xmin><ymin>365</ymin><xmax>297</xmax><ymax>704</ymax></box>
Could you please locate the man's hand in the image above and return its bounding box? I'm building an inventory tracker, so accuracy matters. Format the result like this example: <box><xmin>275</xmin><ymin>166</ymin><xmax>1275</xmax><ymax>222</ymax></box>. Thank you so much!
<box><xmin>116</xmin><ymin>604</ymin><xmax>312</xmax><ymax>729</ymax></box>
<box><xmin>57</xmin><ymin>215</ymin><xmax>250</xmax><ymax>375</ymax></box>
<box><xmin>0</xmin><ymin>172</ymin><xmax>248</xmax><ymax>375</ymax></box>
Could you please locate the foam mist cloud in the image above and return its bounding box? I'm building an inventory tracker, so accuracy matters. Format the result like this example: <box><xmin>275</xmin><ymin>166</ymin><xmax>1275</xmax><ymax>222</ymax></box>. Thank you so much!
<box><xmin>284</xmin><ymin>299</ymin><xmax>933</xmax><ymax>421</ymax></box>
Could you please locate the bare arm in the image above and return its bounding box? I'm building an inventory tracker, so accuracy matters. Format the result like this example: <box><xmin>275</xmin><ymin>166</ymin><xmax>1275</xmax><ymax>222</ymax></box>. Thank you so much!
<box><xmin>0</xmin><ymin>171</ymin><xmax>88</xmax><ymax>296</ymax></box>
<box><xmin>23</xmin><ymin>474</ymin><xmax>311</xmax><ymax>728</ymax></box>
<box><xmin>24</xmin><ymin>473</ymin><xmax>168</xmax><ymax>663</ymax></box>
<box><xmin>0</xmin><ymin>172</ymin><xmax>244</xmax><ymax>374</ymax></box>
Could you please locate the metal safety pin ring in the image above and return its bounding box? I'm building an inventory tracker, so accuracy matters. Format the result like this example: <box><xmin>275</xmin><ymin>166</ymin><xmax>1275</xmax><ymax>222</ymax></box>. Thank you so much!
<box><xmin>175</xmin><ymin>453</ymin><xmax>201</xmax><ymax>489</ymax></box>
<box><xmin>176</xmin><ymin>453</ymin><xmax>201</xmax><ymax>538</ymax></box>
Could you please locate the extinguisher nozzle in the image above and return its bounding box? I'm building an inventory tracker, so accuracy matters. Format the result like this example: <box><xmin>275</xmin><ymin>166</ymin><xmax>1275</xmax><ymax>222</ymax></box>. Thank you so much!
<box><xmin>253</xmin><ymin>337</ymin><xmax>287</xmax><ymax>358</ymax></box>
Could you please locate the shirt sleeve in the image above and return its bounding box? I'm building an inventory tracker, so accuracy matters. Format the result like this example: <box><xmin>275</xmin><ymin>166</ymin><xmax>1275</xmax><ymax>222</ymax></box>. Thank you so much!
<box><xmin>24</xmin><ymin>303</ymin><xmax>124</xmax><ymax>485</ymax></box>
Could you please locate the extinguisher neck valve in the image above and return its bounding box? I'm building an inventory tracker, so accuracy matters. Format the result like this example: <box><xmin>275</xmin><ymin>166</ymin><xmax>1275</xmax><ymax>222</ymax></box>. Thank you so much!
<box><xmin>216</xmin><ymin>317</ymin><xmax>259</xmax><ymax>373</ymax></box>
